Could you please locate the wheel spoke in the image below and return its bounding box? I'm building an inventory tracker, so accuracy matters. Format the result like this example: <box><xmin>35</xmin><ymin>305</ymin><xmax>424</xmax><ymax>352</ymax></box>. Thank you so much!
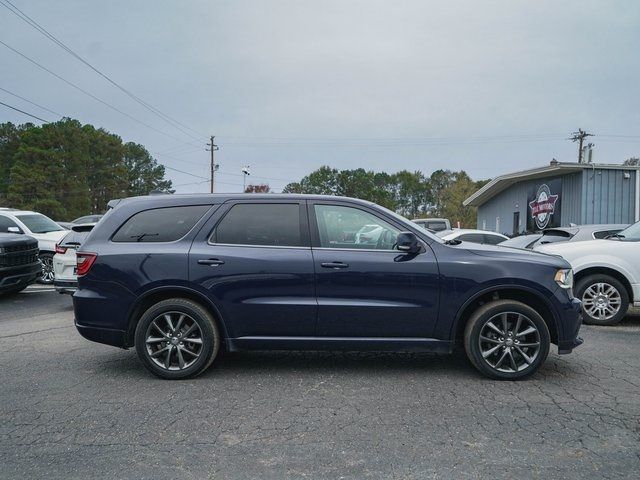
<box><xmin>480</xmin><ymin>335</ymin><xmax>501</xmax><ymax>344</ymax></box>
<box><xmin>164</xmin><ymin>347</ymin><xmax>172</xmax><ymax>369</ymax></box>
<box><xmin>179</xmin><ymin>346</ymin><xmax>199</xmax><ymax>358</ymax></box>
<box><xmin>174</xmin><ymin>314</ymin><xmax>185</xmax><ymax>332</ymax></box>
<box><xmin>164</xmin><ymin>314</ymin><xmax>175</xmax><ymax>333</ymax></box>
<box><xmin>515</xmin><ymin>346</ymin><xmax>533</xmax><ymax>364</ymax></box>
<box><xmin>514</xmin><ymin>315</ymin><xmax>523</xmax><ymax>336</ymax></box>
<box><xmin>486</xmin><ymin>321</ymin><xmax>504</xmax><ymax>336</ymax></box>
<box><xmin>501</xmin><ymin>313</ymin><xmax>508</xmax><ymax>335</ymax></box>
<box><xmin>508</xmin><ymin>349</ymin><xmax>518</xmax><ymax>371</ymax></box>
<box><xmin>182</xmin><ymin>323</ymin><xmax>198</xmax><ymax>338</ymax></box>
<box><xmin>151</xmin><ymin>321</ymin><xmax>168</xmax><ymax>337</ymax></box>
<box><xmin>150</xmin><ymin>345</ymin><xmax>170</xmax><ymax>358</ymax></box>
<box><xmin>516</xmin><ymin>326</ymin><xmax>536</xmax><ymax>337</ymax></box>
<box><xmin>494</xmin><ymin>349</ymin><xmax>509</xmax><ymax>368</ymax></box>
<box><xmin>146</xmin><ymin>336</ymin><xmax>165</xmax><ymax>344</ymax></box>
<box><xmin>482</xmin><ymin>345</ymin><xmax>501</xmax><ymax>358</ymax></box>
<box><xmin>176</xmin><ymin>348</ymin><xmax>186</xmax><ymax>369</ymax></box>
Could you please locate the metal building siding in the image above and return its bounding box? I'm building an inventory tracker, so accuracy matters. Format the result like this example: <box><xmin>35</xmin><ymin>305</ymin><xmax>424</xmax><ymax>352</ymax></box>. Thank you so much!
<box><xmin>476</xmin><ymin>173</ymin><xmax>583</xmax><ymax>233</ymax></box>
<box><xmin>581</xmin><ymin>168</ymin><xmax>636</xmax><ymax>224</ymax></box>
<box><xmin>561</xmin><ymin>172</ymin><xmax>583</xmax><ymax>225</ymax></box>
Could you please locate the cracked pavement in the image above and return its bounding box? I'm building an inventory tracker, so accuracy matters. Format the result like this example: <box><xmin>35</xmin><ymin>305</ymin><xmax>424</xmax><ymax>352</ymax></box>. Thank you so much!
<box><xmin>1</xmin><ymin>288</ymin><xmax>639</xmax><ymax>479</ymax></box>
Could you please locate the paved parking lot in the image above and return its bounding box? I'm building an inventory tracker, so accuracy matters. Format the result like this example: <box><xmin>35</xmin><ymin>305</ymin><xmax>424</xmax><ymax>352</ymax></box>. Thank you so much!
<box><xmin>1</xmin><ymin>287</ymin><xmax>639</xmax><ymax>479</ymax></box>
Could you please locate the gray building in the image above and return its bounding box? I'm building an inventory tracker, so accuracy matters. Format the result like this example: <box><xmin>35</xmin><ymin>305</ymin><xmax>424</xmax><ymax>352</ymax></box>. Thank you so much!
<box><xmin>464</xmin><ymin>161</ymin><xmax>640</xmax><ymax>236</ymax></box>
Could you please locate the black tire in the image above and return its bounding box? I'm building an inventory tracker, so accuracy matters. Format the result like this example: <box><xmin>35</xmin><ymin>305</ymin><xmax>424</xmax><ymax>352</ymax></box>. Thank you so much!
<box><xmin>38</xmin><ymin>252</ymin><xmax>55</xmax><ymax>284</ymax></box>
<box><xmin>134</xmin><ymin>298</ymin><xmax>220</xmax><ymax>379</ymax></box>
<box><xmin>575</xmin><ymin>274</ymin><xmax>629</xmax><ymax>326</ymax></box>
<box><xmin>464</xmin><ymin>300</ymin><xmax>550</xmax><ymax>380</ymax></box>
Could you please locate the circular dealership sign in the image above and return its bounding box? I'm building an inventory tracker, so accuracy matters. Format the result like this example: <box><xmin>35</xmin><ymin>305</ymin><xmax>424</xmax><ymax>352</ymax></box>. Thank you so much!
<box><xmin>528</xmin><ymin>184</ymin><xmax>559</xmax><ymax>230</ymax></box>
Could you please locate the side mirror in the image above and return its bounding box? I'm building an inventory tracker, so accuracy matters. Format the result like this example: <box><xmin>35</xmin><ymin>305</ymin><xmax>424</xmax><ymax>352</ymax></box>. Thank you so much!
<box><xmin>7</xmin><ymin>226</ymin><xmax>22</xmax><ymax>234</ymax></box>
<box><xmin>396</xmin><ymin>231</ymin><xmax>420</xmax><ymax>253</ymax></box>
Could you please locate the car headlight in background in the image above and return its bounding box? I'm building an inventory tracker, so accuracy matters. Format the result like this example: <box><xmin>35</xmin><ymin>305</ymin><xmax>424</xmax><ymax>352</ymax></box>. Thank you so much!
<box><xmin>554</xmin><ymin>268</ymin><xmax>573</xmax><ymax>289</ymax></box>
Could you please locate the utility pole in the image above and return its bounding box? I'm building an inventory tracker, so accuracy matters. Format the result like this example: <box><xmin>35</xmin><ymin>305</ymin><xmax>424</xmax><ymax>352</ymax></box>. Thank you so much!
<box><xmin>206</xmin><ymin>136</ymin><xmax>219</xmax><ymax>193</ymax></box>
<box><xmin>569</xmin><ymin>129</ymin><xmax>594</xmax><ymax>163</ymax></box>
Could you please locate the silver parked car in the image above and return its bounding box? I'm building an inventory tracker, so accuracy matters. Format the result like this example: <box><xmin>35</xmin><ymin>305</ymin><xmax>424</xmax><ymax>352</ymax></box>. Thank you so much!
<box><xmin>500</xmin><ymin>224</ymin><xmax>629</xmax><ymax>250</ymax></box>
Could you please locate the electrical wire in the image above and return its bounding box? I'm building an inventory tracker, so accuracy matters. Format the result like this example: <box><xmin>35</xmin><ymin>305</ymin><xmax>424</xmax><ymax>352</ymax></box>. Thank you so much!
<box><xmin>0</xmin><ymin>100</ymin><xmax>50</xmax><ymax>122</ymax></box>
<box><xmin>0</xmin><ymin>0</ymin><xmax>206</xmax><ymax>142</ymax></box>
<box><xmin>0</xmin><ymin>39</ymin><xmax>201</xmax><ymax>148</ymax></box>
<box><xmin>0</xmin><ymin>86</ymin><xmax>63</xmax><ymax>118</ymax></box>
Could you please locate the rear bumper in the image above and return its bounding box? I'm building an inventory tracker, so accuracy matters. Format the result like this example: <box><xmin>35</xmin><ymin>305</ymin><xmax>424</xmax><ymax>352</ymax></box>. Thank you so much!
<box><xmin>0</xmin><ymin>262</ymin><xmax>41</xmax><ymax>292</ymax></box>
<box><xmin>54</xmin><ymin>279</ymin><xmax>77</xmax><ymax>294</ymax></box>
<box><xmin>74</xmin><ymin>319</ymin><xmax>126</xmax><ymax>348</ymax></box>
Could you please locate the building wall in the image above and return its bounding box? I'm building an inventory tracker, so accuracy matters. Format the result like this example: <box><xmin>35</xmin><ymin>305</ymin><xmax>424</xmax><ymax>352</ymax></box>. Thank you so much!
<box><xmin>581</xmin><ymin>168</ymin><xmax>637</xmax><ymax>224</ymax></box>
<box><xmin>476</xmin><ymin>168</ymin><xmax>638</xmax><ymax>234</ymax></box>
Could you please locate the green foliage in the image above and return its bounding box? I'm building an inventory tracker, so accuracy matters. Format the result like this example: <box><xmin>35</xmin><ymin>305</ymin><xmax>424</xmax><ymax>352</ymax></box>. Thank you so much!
<box><xmin>0</xmin><ymin>119</ymin><xmax>173</xmax><ymax>219</ymax></box>
<box><xmin>283</xmin><ymin>166</ymin><xmax>489</xmax><ymax>227</ymax></box>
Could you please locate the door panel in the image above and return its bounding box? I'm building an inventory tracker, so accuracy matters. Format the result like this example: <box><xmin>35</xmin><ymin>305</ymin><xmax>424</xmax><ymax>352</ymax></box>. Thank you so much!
<box><xmin>189</xmin><ymin>201</ymin><xmax>317</xmax><ymax>338</ymax></box>
<box><xmin>310</xmin><ymin>202</ymin><xmax>440</xmax><ymax>338</ymax></box>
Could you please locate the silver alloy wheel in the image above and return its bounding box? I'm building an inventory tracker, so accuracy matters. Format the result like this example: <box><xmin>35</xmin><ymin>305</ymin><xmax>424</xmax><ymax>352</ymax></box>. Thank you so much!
<box><xmin>145</xmin><ymin>311</ymin><xmax>203</xmax><ymax>371</ymax></box>
<box><xmin>40</xmin><ymin>256</ymin><xmax>55</xmax><ymax>284</ymax></box>
<box><xmin>478</xmin><ymin>312</ymin><xmax>541</xmax><ymax>373</ymax></box>
<box><xmin>581</xmin><ymin>282</ymin><xmax>622</xmax><ymax>321</ymax></box>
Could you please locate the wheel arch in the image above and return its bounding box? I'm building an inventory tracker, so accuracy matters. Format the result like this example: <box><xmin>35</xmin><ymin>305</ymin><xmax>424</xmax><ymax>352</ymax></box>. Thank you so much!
<box><xmin>124</xmin><ymin>286</ymin><xmax>229</xmax><ymax>348</ymax></box>
<box><xmin>451</xmin><ymin>286</ymin><xmax>559</xmax><ymax>346</ymax></box>
<box><xmin>574</xmin><ymin>266</ymin><xmax>634</xmax><ymax>303</ymax></box>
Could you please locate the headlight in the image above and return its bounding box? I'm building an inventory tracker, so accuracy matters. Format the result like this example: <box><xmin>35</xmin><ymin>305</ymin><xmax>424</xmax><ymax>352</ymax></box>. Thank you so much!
<box><xmin>554</xmin><ymin>268</ymin><xmax>573</xmax><ymax>289</ymax></box>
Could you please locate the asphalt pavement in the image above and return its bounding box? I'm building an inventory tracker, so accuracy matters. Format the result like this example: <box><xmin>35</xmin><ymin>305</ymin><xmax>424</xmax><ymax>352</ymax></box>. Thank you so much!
<box><xmin>0</xmin><ymin>286</ymin><xmax>639</xmax><ymax>479</ymax></box>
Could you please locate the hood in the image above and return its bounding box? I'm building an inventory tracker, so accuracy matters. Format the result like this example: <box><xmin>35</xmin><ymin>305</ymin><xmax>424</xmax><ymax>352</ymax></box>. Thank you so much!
<box><xmin>453</xmin><ymin>241</ymin><xmax>570</xmax><ymax>268</ymax></box>
<box><xmin>535</xmin><ymin>239</ymin><xmax>611</xmax><ymax>261</ymax></box>
<box><xmin>0</xmin><ymin>233</ymin><xmax>38</xmax><ymax>247</ymax></box>
<box><xmin>30</xmin><ymin>230</ymin><xmax>67</xmax><ymax>245</ymax></box>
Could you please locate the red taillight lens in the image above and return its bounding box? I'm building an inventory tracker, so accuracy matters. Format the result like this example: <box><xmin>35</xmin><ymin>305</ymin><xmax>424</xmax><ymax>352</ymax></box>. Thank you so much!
<box><xmin>55</xmin><ymin>243</ymin><xmax>67</xmax><ymax>254</ymax></box>
<box><xmin>76</xmin><ymin>252</ymin><xmax>97</xmax><ymax>276</ymax></box>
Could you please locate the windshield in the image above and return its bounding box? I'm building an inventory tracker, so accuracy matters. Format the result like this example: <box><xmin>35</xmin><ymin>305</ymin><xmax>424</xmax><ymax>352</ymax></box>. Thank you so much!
<box><xmin>16</xmin><ymin>214</ymin><xmax>65</xmax><ymax>234</ymax></box>
<box><xmin>614</xmin><ymin>221</ymin><xmax>640</xmax><ymax>241</ymax></box>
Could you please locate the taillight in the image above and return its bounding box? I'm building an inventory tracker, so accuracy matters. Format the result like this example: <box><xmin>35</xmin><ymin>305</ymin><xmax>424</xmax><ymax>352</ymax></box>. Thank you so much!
<box><xmin>76</xmin><ymin>252</ymin><xmax>97</xmax><ymax>276</ymax></box>
<box><xmin>55</xmin><ymin>243</ymin><xmax>67</xmax><ymax>254</ymax></box>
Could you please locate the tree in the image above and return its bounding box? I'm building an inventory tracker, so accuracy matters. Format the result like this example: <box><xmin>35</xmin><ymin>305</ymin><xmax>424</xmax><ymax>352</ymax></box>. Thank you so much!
<box><xmin>245</xmin><ymin>183</ymin><xmax>270</xmax><ymax>193</ymax></box>
<box><xmin>623</xmin><ymin>157</ymin><xmax>639</xmax><ymax>166</ymax></box>
<box><xmin>0</xmin><ymin>119</ymin><xmax>173</xmax><ymax>218</ymax></box>
<box><xmin>124</xmin><ymin>142</ymin><xmax>173</xmax><ymax>196</ymax></box>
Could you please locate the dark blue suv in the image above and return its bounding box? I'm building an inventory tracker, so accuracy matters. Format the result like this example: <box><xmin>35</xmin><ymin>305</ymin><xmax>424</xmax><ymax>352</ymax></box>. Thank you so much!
<box><xmin>73</xmin><ymin>194</ymin><xmax>582</xmax><ymax>380</ymax></box>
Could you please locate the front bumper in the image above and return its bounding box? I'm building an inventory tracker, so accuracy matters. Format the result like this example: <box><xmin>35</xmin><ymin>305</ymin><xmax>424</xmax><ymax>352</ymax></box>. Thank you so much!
<box><xmin>557</xmin><ymin>296</ymin><xmax>583</xmax><ymax>354</ymax></box>
<box><xmin>0</xmin><ymin>262</ymin><xmax>42</xmax><ymax>292</ymax></box>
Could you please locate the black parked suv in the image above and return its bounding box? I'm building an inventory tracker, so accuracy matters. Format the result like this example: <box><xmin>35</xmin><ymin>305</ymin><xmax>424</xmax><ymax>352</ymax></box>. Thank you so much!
<box><xmin>74</xmin><ymin>194</ymin><xmax>583</xmax><ymax>380</ymax></box>
<box><xmin>0</xmin><ymin>233</ymin><xmax>40</xmax><ymax>295</ymax></box>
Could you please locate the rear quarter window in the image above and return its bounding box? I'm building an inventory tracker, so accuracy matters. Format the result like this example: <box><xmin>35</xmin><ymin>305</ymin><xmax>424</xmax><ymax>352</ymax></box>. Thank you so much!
<box><xmin>112</xmin><ymin>205</ymin><xmax>210</xmax><ymax>242</ymax></box>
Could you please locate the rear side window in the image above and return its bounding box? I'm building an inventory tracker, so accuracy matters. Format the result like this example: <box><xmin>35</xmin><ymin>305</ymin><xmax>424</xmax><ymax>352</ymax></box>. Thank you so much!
<box><xmin>60</xmin><ymin>230</ymin><xmax>90</xmax><ymax>248</ymax></box>
<box><xmin>483</xmin><ymin>234</ymin><xmax>504</xmax><ymax>245</ymax></box>
<box><xmin>593</xmin><ymin>229</ymin><xmax>621</xmax><ymax>239</ymax></box>
<box><xmin>458</xmin><ymin>233</ymin><xmax>485</xmax><ymax>243</ymax></box>
<box><xmin>112</xmin><ymin>205</ymin><xmax>210</xmax><ymax>242</ymax></box>
<box><xmin>427</xmin><ymin>221</ymin><xmax>447</xmax><ymax>231</ymax></box>
<box><xmin>0</xmin><ymin>215</ymin><xmax>19</xmax><ymax>232</ymax></box>
<box><xmin>212</xmin><ymin>203</ymin><xmax>302</xmax><ymax>247</ymax></box>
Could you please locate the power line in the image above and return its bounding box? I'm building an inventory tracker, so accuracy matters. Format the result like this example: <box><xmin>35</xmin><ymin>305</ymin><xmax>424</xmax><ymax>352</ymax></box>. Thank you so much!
<box><xmin>0</xmin><ymin>39</ymin><xmax>201</xmax><ymax>148</ymax></box>
<box><xmin>0</xmin><ymin>100</ymin><xmax>50</xmax><ymax>123</ymax></box>
<box><xmin>0</xmin><ymin>86</ymin><xmax>63</xmax><ymax>118</ymax></box>
<box><xmin>0</xmin><ymin>0</ymin><xmax>206</xmax><ymax>142</ymax></box>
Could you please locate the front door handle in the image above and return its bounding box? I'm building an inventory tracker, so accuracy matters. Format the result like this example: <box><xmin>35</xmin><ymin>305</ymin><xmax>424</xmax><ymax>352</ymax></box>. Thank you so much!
<box><xmin>198</xmin><ymin>258</ymin><xmax>225</xmax><ymax>266</ymax></box>
<box><xmin>321</xmin><ymin>261</ymin><xmax>349</xmax><ymax>269</ymax></box>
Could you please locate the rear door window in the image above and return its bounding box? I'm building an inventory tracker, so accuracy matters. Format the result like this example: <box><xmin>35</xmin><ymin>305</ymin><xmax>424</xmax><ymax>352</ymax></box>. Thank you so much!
<box><xmin>211</xmin><ymin>203</ymin><xmax>304</xmax><ymax>247</ymax></box>
<box><xmin>0</xmin><ymin>215</ymin><xmax>20</xmax><ymax>232</ymax></box>
<box><xmin>112</xmin><ymin>205</ymin><xmax>210</xmax><ymax>242</ymax></box>
<box><xmin>458</xmin><ymin>233</ymin><xmax>485</xmax><ymax>243</ymax></box>
<box><xmin>483</xmin><ymin>234</ymin><xmax>504</xmax><ymax>245</ymax></box>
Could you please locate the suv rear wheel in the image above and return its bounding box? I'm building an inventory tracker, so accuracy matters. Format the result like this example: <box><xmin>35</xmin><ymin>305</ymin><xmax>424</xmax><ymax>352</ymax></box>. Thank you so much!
<box><xmin>575</xmin><ymin>274</ymin><xmax>629</xmax><ymax>326</ymax></box>
<box><xmin>134</xmin><ymin>298</ymin><xmax>220</xmax><ymax>379</ymax></box>
<box><xmin>464</xmin><ymin>300</ymin><xmax>550</xmax><ymax>380</ymax></box>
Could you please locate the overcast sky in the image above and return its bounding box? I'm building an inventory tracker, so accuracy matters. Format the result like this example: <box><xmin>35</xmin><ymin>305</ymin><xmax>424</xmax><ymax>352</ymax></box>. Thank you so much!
<box><xmin>1</xmin><ymin>0</ymin><xmax>639</xmax><ymax>193</ymax></box>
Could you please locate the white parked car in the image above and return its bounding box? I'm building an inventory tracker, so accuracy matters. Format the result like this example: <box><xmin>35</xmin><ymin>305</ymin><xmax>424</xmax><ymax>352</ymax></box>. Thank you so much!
<box><xmin>0</xmin><ymin>208</ymin><xmax>67</xmax><ymax>284</ymax></box>
<box><xmin>437</xmin><ymin>229</ymin><xmax>509</xmax><ymax>245</ymax></box>
<box><xmin>536</xmin><ymin>221</ymin><xmax>640</xmax><ymax>325</ymax></box>
<box><xmin>53</xmin><ymin>223</ymin><xmax>95</xmax><ymax>294</ymax></box>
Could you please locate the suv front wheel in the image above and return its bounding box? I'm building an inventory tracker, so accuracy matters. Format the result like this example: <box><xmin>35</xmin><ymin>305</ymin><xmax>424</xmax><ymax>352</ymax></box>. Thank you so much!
<box><xmin>464</xmin><ymin>300</ymin><xmax>550</xmax><ymax>380</ymax></box>
<box><xmin>134</xmin><ymin>298</ymin><xmax>220</xmax><ymax>379</ymax></box>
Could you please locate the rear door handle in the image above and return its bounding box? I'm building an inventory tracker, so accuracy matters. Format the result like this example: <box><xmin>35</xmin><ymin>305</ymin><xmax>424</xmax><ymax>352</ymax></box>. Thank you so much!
<box><xmin>198</xmin><ymin>258</ymin><xmax>225</xmax><ymax>266</ymax></box>
<box><xmin>321</xmin><ymin>261</ymin><xmax>349</xmax><ymax>269</ymax></box>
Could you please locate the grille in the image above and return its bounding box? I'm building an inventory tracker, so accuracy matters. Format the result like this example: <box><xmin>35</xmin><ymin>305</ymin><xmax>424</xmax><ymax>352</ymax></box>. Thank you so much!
<box><xmin>0</xmin><ymin>247</ymin><xmax>39</xmax><ymax>268</ymax></box>
<box><xmin>3</xmin><ymin>242</ymin><xmax>38</xmax><ymax>253</ymax></box>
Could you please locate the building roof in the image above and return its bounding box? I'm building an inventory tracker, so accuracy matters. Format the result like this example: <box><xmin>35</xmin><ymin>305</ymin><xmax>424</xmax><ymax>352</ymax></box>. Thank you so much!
<box><xmin>464</xmin><ymin>161</ymin><xmax>640</xmax><ymax>207</ymax></box>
